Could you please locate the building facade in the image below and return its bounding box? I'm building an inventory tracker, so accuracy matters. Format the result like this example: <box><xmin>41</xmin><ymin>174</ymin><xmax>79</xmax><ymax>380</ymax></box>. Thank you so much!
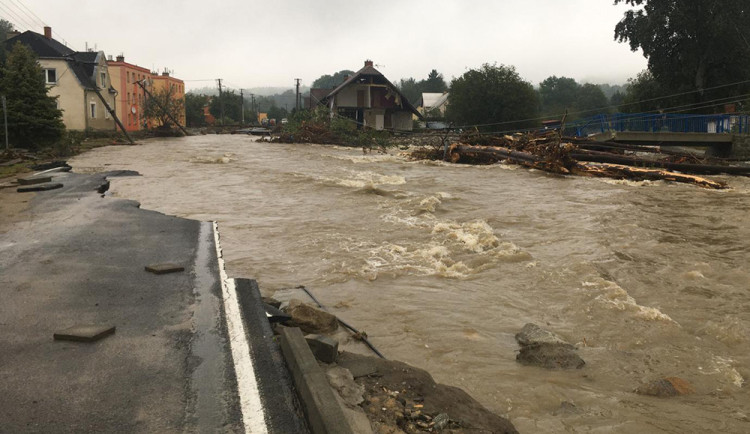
<box><xmin>148</xmin><ymin>71</ymin><xmax>186</xmax><ymax>128</ymax></box>
<box><xmin>315</xmin><ymin>60</ymin><xmax>420</xmax><ymax>131</ymax></box>
<box><xmin>107</xmin><ymin>55</ymin><xmax>151</xmax><ymax>131</ymax></box>
<box><xmin>5</xmin><ymin>27</ymin><xmax>116</xmax><ymax>131</ymax></box>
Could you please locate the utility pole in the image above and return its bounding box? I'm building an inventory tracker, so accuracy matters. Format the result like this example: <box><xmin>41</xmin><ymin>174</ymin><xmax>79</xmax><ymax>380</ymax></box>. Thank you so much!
<box><xmin>295</xmin><ymin>78</ymin><xmax>301</xmax><ymax>112</ymax></box>
<box><xmin>217</xmin><ymin>78</ymin><xmax>225</xmax><ymax>125</ymax></box>
<box><xmin>240</xmin><ymin>89</ymin><xmax>244</xmax><ymax>125</ymax></box>
<box><xmin>250</xmin><ymin>94</ymin><xmax>255</xmax><ymax>124</ymax></box>
<box><xmin>2</xmin><ymin>96</ymin><xmax>8</xmax><ymax>152</ymax></box>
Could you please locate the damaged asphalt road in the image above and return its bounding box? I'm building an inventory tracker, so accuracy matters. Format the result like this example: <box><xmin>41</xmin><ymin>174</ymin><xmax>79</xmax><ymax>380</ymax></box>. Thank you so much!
<box><xmin>0</xmin><ymin>170</ymin><xmax>243</xmax><ymax>432</ymax></box>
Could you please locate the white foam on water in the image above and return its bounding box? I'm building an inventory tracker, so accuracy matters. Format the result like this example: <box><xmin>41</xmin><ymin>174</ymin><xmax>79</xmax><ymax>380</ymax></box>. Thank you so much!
<box><xmin>582</xmin><ymin>278</ymin><xmax>677</xmax><ymax>324</ymax></box>
<box><xmin>190</xmin><ymin>153</ymin><xmax>236</xmax><ymax>164</ymax></box>
<box><xmin>315</xmin><ymin>169</ymin><xmax>406</xmax><ymax>189</ymax></box>
<box><xmin>432</xmin><ymin>220</ymin><xmax>500</xmax><ymax>253</ymax></box>
<box><xmin>699</xmin><ymin>356</ymin><xmax>745</xmax><ymax>388</ymax></box>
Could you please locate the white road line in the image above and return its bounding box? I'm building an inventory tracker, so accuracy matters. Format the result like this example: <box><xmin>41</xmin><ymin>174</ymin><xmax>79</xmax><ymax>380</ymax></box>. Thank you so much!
<box><xmin>213</xmin><ymin>221</ymin><xmax>268</xmax><ymax>434</ymax></box>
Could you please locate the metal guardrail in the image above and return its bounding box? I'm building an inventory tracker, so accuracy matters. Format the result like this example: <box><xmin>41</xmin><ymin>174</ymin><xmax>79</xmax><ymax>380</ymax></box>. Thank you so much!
<box><xmin>568</xmin><ymin>113</ymin><xmax>750</xmax><ymax>137</ymax></box>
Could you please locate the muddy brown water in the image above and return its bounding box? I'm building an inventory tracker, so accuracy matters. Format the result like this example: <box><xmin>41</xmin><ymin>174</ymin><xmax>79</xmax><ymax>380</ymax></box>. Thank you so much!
<box><xmin>70</xmin><ymin>135</ymin><xmax>750</xmax><ymax>433</ymax></box>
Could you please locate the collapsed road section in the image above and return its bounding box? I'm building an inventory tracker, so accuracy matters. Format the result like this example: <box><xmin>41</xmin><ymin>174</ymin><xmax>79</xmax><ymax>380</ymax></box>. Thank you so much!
<box><xmin>0</xmin><ymin>170</ymin><xmax>306</xmax><ymax>433</ymax></box>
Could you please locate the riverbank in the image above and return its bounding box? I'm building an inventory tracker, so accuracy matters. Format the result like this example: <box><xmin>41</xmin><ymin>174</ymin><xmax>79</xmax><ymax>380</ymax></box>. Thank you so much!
<box><xmin>0</xmin><ymin>166</ymin><xmax>518</xmax><ymax>433</ymax></box>
<box><xmin>65</xmin><ymin>135</ymin><xmax>750</xmax><ymax>433</ymax></box>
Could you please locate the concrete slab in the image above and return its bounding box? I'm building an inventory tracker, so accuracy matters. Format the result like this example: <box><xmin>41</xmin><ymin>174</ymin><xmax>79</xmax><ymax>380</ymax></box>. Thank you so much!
<box><xmin>144</xmin><ymin>263</ymin><xmax>185</xmax><ymax>274</ymax></box>
<box><xmin>17</xmin><ymin>175</ymin><xmax>52</xmax><ymax>185</ymax></box>
<box><xmin>53</xmin><ymin>324</ymin><xmax>115</xmax><ymax>342</ymax></box>
<box><xmin>17</xmin><ymin>183</ymin><xmax>63</xmax><ymax>192</ymax></box>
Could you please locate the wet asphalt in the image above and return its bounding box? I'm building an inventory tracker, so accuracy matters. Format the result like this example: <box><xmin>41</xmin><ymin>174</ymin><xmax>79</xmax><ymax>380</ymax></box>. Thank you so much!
<box><xmin>0</xmin><ymin>171</ymin><xmax>244</xmax><ymax>432</ymax></box>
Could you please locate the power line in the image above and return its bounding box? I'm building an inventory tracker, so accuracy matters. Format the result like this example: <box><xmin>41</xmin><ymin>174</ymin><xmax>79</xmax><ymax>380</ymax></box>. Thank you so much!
<box><xmin>0</xmin><ymin>1</ymin><xmax>35</xmax><ymax>30</ymax></box>
<box><xmin>7</xmin><ymin>0</ymin><xmax>43</xmax><ymax>29</ymax></box>
<box><xmin>448</xmin><ymin>78</ymin><xmax>750</xmax><ymax>130</ymax></box>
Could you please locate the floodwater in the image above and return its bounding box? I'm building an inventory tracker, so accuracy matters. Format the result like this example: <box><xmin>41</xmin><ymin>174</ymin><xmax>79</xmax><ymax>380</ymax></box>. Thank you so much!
<box><xmin>70</xmin><ymin>135</ymin><xmax>750</xmax><ymax>433</ymax></box>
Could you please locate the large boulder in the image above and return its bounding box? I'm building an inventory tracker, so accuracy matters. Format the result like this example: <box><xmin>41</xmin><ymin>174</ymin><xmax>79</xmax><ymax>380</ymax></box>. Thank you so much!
<box><xmin>282</xmin><ymin>299</ymin><xmax>338</xmax><ymax>334</ymax></box>
<box><xmin>515</xmin><ymin>323</ymin><xmax>585</xmax><ymax>369</ymax></box>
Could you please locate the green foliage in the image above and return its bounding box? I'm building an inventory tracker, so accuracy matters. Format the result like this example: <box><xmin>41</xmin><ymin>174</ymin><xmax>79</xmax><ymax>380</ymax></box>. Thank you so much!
<box><xmin>143</xmin><ymin>85</ymin><xmax>185</xmax><ymax>128</ymax></box>
<box><xmin>185</xmin><ymin>93</ymin><xmax>208</xmax><ymax>127</ymax></box>
<box><xmin>619</xmin><ymin>70</ymin><xmax>667</xmax><ymax>113</ymax></box>
<box><xmin>538</xmin><ymin>76</ymin><xmax>609</xmax><ymax>119</ymax></box>
<box><xmin>397</xmin><ymin>70</ymin><xmax>449</xmax><ymax>106</ymax></box>
<box><xmin>280</xmin><ymin>107</ymin><xmax>393</xmax><ymax>150</ymax></box>
<box><xmin>446</xmin><ymin>63</ymin><xmax>539</xmax><ymax>131</ymax></box>
<box><xmin>614</xmin><ymin>0</ymin><xmax>750</xmax><ymax>112</ymax></box>
<box><xmin>208</xmin><ymin>89</ymin><xmax>247</xmax><ymax>124</ymax></box>
<box><xmin>0</xmin><ymin>42</ymin><xmax>64</xmax><ymax>150</ymax></box>
<box><xmin>312</xmin><ymin>70</ymin><xmax>355</xmax><ymax>89</ymax></box>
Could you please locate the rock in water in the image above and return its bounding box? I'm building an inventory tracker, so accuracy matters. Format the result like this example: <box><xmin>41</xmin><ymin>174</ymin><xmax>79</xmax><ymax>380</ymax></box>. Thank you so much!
<box><xmin>282</xmin><ymin>299</ymin><xmax>338</xmax><ymax>334</ymax></box>
<box><xmin>636</xmin><ymin>377</ymin><xmax>695</xmax><ymax>397</ymax></box>
<box><xmin>515</xmin><ymin>323</ymin><xmax>585</xmax><ymax>369</ymax></box>
<box><xmin>517</xmin><ymin>344</ymin><xmax>585</xmax><ymax>369</ymax></box>
<box><xmin>515</xmin><ymin>323</ymin><xmax>571</xmax><ymax>347</ymax></box>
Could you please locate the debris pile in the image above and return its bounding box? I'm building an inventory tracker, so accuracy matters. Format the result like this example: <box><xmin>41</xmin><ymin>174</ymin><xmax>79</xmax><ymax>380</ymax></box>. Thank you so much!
<box><xmin>408</xmin><ymin>129</ymin><xmax>750</xmax><ymax>189</ymax></box>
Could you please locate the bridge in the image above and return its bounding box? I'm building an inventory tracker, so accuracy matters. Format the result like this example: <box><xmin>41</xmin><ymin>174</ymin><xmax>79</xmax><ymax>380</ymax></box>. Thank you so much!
<box><xmin>566</xmin><ymin>113</ymin><xmax>749</xmax><ymax>155</ymax></box>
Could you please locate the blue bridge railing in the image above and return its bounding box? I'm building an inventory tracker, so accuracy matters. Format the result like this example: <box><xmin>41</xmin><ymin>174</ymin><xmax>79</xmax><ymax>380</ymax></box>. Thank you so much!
<box><xmin>567</xmin><ymin>113</ymin><xmax>750</xmax><ymax>137</ymax></box>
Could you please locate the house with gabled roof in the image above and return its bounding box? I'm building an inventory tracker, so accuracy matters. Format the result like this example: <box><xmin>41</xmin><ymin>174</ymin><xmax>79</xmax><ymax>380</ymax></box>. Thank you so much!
<box><xmin>4</xmin><ymin>27</ymin><xmax>116</xmax><ymax>131</ymax></box>
<box><xmin>313</xmin><ymin>60</ymin><xmax>421</xmax><ymax>131</ymax></box>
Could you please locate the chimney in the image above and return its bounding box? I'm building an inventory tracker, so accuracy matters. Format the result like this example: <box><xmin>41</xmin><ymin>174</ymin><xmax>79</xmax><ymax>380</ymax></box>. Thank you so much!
<box><xmin>43</xmin><ymin>26</ymin><xmax>51</xmax><ymax>39</ymax></box>
<box><xmin>364</xmin><ymin>59</ymin><xmax>374</xmax><ymax>67</ymax></box>
<box><xmin>116</xmin><ymin>54</ymin><xmax>125</xmax><ymax>62</ymax></box>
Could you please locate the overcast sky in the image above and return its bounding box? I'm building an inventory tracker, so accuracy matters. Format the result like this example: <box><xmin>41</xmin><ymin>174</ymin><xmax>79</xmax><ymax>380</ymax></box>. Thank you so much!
<box><xmin>8</xmin><ymin>0</ymin><xmax>647</xmax><ymax>92</ymax></box>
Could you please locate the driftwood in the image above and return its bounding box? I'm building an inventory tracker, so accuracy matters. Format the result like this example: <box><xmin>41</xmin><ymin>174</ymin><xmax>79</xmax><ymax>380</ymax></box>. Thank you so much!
<box><xmin>447</xmin><ymin>143</ymin><xmax>728</xmax><ymax>189</ymax></box>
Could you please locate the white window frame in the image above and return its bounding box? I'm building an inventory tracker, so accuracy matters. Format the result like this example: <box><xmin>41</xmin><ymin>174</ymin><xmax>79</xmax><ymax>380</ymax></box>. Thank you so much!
<box><xmin>100</xmin><ymin>72</ymin><xmax>107</xmax><ymax>88</ymax></box>
<box><xmin>44</xmin><ymin>68</ymin><xmax>57</xmax><ymax>84</ymax></box>
<box><xmin>90</xmin><ymin>102</ymin><xmax>97</xmax><ymax>119</ymax></box>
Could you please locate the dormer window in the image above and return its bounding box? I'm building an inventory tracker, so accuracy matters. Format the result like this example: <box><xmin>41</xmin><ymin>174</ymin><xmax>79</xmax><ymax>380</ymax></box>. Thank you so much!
<box><xmin>44</xmin><ymin>69</ymin><xmax>57</xmax><ymax>84</ymax></box>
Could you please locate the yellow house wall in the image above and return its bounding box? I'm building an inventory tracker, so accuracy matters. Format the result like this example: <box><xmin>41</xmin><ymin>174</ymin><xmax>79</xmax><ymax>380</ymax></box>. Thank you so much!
<box><xmin>40</xmin><ymin>58</ymin><xmax>86</xmax><ymax>130</ymax></box>
<box><xmin>40</xmin><ymin>54</ymin><xmax>115</xmax><ymax>131</ymax></box>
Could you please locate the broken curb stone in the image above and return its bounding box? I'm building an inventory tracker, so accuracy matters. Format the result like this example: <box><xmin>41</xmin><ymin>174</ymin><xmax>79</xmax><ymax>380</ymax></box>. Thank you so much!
<box><xmin>282</xmin><ymin>298</ymin><xmax>338</xmax><ymax>334</ymax></box>
<box><xmin>54</xmin><ymin>324</ymin><xmax>116</xmax><ymax>342</ymax></box>
<box><xmin>306</xmin><ymin>333</ymin><xmax>339</xmax><ymax>363</ymax></box>
<box><xmin>144</xmin><ymin>263</ymin><xmax>185</xmax><ymax>275</ymax></box>
<box><xmin>515</xmin><ymin>323</ymin><xmax>585</xmax><ymax>369</ymax></box>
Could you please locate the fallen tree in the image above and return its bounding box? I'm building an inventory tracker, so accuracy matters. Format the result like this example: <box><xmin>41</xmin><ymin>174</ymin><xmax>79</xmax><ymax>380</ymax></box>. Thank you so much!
<box><xmin>406</xmin><ymin>126</ymin><xmax>745</xmax><ymax>188</ymax></box>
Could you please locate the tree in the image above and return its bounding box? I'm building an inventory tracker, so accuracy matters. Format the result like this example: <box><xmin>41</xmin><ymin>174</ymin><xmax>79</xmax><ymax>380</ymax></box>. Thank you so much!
<box><xmin>0</xmin><ymin>19</ymin><xmax>14</xmax><ymax>75</ymax></box>
<box><xmin>576</xmin><ymin>84</ymin><xmax>609</xmax><ymax>115</ymax></box>
<box><xmin>185</xmin><ymin>93</ymin><xmax>208</xmax><ymax>127</ymax></box>
<box><xmin>619</xmin><ymin>70</ymin><xmax>667</xmax><ymax>113</ymax></box>
<box><xmin>397</xmin><ymin>70</ymin><xmax>449</xmax><ymax>106</ymax></box>
<box><xmin>446</xmin><ymin>63</ymin><xmax>539</xmax><ymax>131</ymax></box>
<box><xmin>143</xmin><ymin>84</ymin><xmax>185</xmax><ymax>128</ymax></box>
<box><xmin>0</xmin><ymin>42</ymin><xmax>64</xmax><ymax>149</ymax></box>
<box><xmin>208</xmin><ymin>89</ymin><xmax>242</xmax><ymax>124</ymax></box>
<box><xmin>538</xmin><ymin>76</ymin><xmax>579</xmax><ymax>117</ymax></box>
<box><xmin>397</xmin><ymin>77</ymin><xmax>421</xmax><ymax>106</ymax></box>
<box><xmin>312</xmin><ymin>70</ymin><xmax>355</xmax><ymax>89</ymax></box>
<box><xmin>422</xmin><ymin>69</ymin><xmax>448</xmax><ymax>93</ymax></box>
<box><xmin>614</xmin><ymin>0</ymin><xmax>750</xmax><ymax>112</ymax></box>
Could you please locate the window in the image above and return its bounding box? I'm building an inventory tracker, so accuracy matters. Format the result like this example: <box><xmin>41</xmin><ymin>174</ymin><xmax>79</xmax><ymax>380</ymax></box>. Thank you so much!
<box><xmin>100</xmin><ymin>72</ymin><xmax>106</xmax><ymax>87</ymax></box>
<box><xmin>43</xmin><ymin>69</ymin><xmax>57</xmax><ymax>84</ymax></box>
<box><xmin>90</xmin><ymin>102</ymin><xmax>96</xmax><ymax>119</ymax></box>
<box><xmin>127</xmin><ymin>71</ymin><xmax>130</xmax><ymax>83</ymax></box>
